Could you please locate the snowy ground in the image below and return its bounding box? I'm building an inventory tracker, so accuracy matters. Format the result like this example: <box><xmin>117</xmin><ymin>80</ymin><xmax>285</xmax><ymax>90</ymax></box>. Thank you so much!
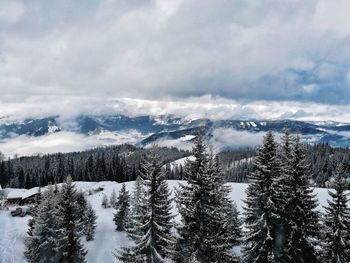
<box><xmin>0</xmin><ymin>181</ymin><xmax>331</xmax><ymax>263</ymax></box>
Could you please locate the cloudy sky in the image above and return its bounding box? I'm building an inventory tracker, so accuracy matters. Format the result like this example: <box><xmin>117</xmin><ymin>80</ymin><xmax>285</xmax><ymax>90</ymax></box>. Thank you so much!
<box><xmin>1</xmin><ymin>0</ymin><xmax>350</xmax><ymax>120</ymax></box>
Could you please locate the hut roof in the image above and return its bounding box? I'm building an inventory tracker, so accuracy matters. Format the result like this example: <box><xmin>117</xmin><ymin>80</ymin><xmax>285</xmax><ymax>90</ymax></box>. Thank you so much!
<box><xmin>22</xmin><ymin>187</ymin><xmax>40</xmax><ymax>199</ymax></box>
<box><xmin>7</xmin><ymin>189</ymin><xmax>27</xmax><ymax>199</ymax></box>
<box><xmin>7</xmin><ymin>187</ymin><xmax>40</xmax><ymax>200</ymax></box>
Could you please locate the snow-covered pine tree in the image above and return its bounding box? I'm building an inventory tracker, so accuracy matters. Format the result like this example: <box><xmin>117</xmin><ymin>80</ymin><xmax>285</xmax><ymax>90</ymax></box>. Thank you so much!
<box><xmin>84</xmin><ymin>203</ymin><xmax>97</xmax><ymax>241</ymax></box>
<box><xmin>55</xmin><ymin>176</ymin><xmax>87</xmax><ymax>263</ymax></box>
<box><xmin>76</xmin><ymin>191</ymin><xmax>88</xmax><ymax>236</ymax></box>
<box><xmin>130</xmin><ymin>175</ymin><xmax>143</xmax><ymax>218</ymax></box>
<box><xmin>228</xmin><ymin>201</ymin><xmax>242</xmax><ymax>247</ymax></box>
<box><xmin>273</xmin><ymin>129</ymin><xmax>295</xmax><ymax>262</ymax></box>
<box><xmin>114</xmin><ymin>183</ymin><xmax>131</xmax><ymax>231</ymax></box>
<box><xmin>26</xmin><ymin>188</ymin><xmax>42</xmax><ymax>237</ymax></box>
<box><xmin>101</xmin><ymin>194</ymin><xmax>109</xmax><ymax>208</ymax></box>
<box><xmin>323</xmin><ymin>163</ymin><xmax>350</xmax><ymax>263</ymax></box>
<box><xmin>110</xmin><ymin>189</ymin><xmax>117</xmax><ymax>209</ymax></box>
<box><xmin>116</xmin><ymin>150</ymin><xmax>175</xmax><ymax>262</ymax></box>
<box><xmin>281</xmin><ymin>135</ymin><xmax>320</xmax><ymax>263</ymax></box>
<box><xmin>126</xmin><ymin>175</ymin><xmax>143</xmax><ymax>239</ymax></box>
<box><xmin>242</xmin><ymin>131</ymin><xmax>281</xmax><ymax>263</ymax></box>
<box><xmin>201</xmin><ymin>154</ymin><xmax>240</xmax><ymax>262</ymax></box>
<box><xmin>175</xmin><ymin>135</ymin><xmax>209</xmax><ymax>262</ymax></box>
<box><xmin>175</xmin><ymin>136</ymin><xmax>239</xmax><ymax>262</ymax></box>
<box><xmin>24</xmin><ymin>186</ymin><xmax>59</xmax><ymax>263</ymax></box>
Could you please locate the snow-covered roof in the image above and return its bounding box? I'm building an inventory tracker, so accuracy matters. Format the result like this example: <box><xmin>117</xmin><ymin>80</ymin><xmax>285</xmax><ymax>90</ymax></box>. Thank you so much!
<box><xmin>22</xmin><ymin>187</ymin><xmax>40</xmax><ymax>199</ymax></box>
<box><xmin>7</xmin><ymin>189</ymin><xmax>27</xmax><ymax>199</ymax></box>
<box><xmin>7</xmin><ymin>187</ymin><xmax>40</xmax><ymax>199</ymax></box>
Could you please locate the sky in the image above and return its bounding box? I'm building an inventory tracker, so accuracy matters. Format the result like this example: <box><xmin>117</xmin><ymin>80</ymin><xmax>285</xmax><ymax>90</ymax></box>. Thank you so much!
<box><xmin>0</xmin><ymin>0</ymin><xmax>350</xmax><ymax>121</ymax></box>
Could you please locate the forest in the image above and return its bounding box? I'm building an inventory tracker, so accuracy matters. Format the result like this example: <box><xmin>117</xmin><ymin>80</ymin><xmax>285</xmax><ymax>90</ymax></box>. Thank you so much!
<box><xmin>22</xmin><ymin>131</ymin><xmax>350</xmax><ymax>263</ymax></box>
<box><xmin>1</xmin><ymin>140</ymin><xmax>350</xmax><ymax>189</ymax></box>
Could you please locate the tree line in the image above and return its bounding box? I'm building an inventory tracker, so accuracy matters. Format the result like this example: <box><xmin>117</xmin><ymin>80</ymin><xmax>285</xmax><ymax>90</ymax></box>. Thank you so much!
<box><xmin>1</xmin><ymin>139</ymin><xmax>350</xmax><ymax>190</ymax></box>
<box><xmin>219</xmin><ymin>142</ymin><xmax>350</xmax><ymax>188</ymax></box>
<box><xmin>0</xmin><ymin>145</ymin><xmax>189</xmax><ymax>189</ymax></box>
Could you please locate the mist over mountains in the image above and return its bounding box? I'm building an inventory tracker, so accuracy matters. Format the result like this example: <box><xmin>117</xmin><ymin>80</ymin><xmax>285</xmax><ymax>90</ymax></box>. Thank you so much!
<box><xmin>1</xmin><ymin>114</ymin><xmax>350</xmax><ymax>157</ymax></box>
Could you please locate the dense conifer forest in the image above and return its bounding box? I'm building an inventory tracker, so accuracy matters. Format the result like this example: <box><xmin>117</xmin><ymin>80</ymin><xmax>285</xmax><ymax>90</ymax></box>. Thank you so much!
<box><xmin>1</xmin><ymin>141</ymin><xmax>350</xmax><ymax>189</ymax></box>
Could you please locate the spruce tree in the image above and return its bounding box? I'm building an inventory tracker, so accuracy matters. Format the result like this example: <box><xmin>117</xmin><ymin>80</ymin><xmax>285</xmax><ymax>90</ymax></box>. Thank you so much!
<box><xmin>110</xmin><ymin>188</ymin><xmax>117</xmax><ymax>209</ymax></box>
<box><xmin>84</xmin><ymin>203</ymin><xmax>97</xmax><ymax>241</ymax></box>
<box><xmin>26</xmin><ymin>189</ymin><xmax>42</xmax><ymax>237</ymax></box>
<box><xmin>76</xmin><ymin>191</ymin><xmax>88</xmax><ymax>235</ymax></box>
<box><xmin>127</xmin><ymin>175</ymin><xmax>143</xmax><ymax>239</ymax></box>
<box><xmin>281</xmin><ymin>135</ymin><xmax>320</xmax><ymax>263</ymax></box>
<box><xmin>101</xmin><ymin>194</ymin><xmax>109</xmax><ymax>208</ymax></box>
<box><xmin>274</xmin><ymin>129</ymin><xmax>295</xmax><ymax>262</ymax></box>
<box><xmin>55</xmin><ymin>176</ymin><xmax>87</xmax><ymax>263</ymax></box>
<box><xmin>114</xmin><ymin>183</ymin><xmax>131</xmax><ymax>231</ymax></box>
<box><xmin>116</xmin><ymin>150</ymin><xmax>175</xmax><ymax>262</ymax></box>
<box><xmin>242</xmin><ymin>131</ymin><xmax>281</xmax><ymax>263</ymax></box>
<box><xmin>228</xmin><ymin>202</ymin><xmax>242</xmax><ymax>247</ymax></box>
<box><xmin>323</xmin><ymin>163</ymin><xmax>350</xmax><ymax>263</ymax></box>
<box><xmin>24</xmin><ymin>186</ymin><xmax>59</xmax><ymax>263</ymax></box>
<box><xmin>202</xmin><ymin>154</ymin><xmax>240</xmax><ymax>262</ymax></box>
<box><xmin>175</xmin><ymin>136</ymin><xmax>239</xmax><ymax>262</ymax></box>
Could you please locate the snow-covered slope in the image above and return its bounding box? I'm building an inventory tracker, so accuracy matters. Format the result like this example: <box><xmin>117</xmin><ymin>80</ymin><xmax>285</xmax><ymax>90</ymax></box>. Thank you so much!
<box><xmin>0</xmin><ymin>181</ymin><xmax>332</xmax><ymax>263</ymax></box>
<box><xmin>165</xmin><ymin>155</ymin><xmax>195</xmax><ymax>170</ymax></box>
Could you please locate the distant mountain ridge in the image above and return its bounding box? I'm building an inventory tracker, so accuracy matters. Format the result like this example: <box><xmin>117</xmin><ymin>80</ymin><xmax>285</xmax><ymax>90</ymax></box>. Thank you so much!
<box><xmin>1</xmin><ymin>114</ymin><xmax>350</xmax><ymax>148</ymax></box>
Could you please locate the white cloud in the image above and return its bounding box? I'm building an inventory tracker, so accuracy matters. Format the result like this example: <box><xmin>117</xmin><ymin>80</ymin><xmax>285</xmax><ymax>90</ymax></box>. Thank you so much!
<box><xmin>303</xmin><ymin>84</ymin><xmax>319</xmax><ymax>94</ymax></box>
<box><xmin>146</xmin><ymin>138</ymin><xmax>193</xmax><ymax>151</ymax></box>
<box><xmin>209</xmin><ymin>128</ymin><xmax>266</xmax><ymax>151</ymax></box>
<box><xmin>0</xmin><ymin>0</ymin><xmax>350</xmax><ymax>103</ymax></box>
<box><xmin>0</xmin><ymin>129</ymin><xmax>146</xmax><ymax>158</ymax></box>
<box><xmin>0</xmin><ymin>0</ymin><xmax>24</xmax><ymax>23</ymax></box>
<box><xmin>2</xmin><ymin>95</ymin><xmax>350</xmax><ymax>124</ymax></box>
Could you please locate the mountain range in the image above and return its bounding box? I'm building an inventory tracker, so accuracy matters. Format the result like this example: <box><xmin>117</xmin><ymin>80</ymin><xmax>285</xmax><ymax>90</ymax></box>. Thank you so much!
<box><xmin>1</xmin><ymin>115</ymin><xmax>350</xmax><ymax>150</ymax></box>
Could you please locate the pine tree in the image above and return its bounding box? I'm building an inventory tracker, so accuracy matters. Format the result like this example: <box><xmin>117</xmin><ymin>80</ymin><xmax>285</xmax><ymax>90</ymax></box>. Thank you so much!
<box><xmin>281</xmin><ymin>135</ymin><xmax>320</xmax><ymax>263</ymax></box>
<box><xmin>24</xmin><ymin>186</ymin><xmax>59</xmax><ymax>263</ymax></box>
<box><xmin>26</xmin><ymin>188</ymin><xmax>42</xmax><ymax>237</ymax></box>
<box><xmin>110</xmin><ymin>189</ymin><xmax>117</xmax><ymax>209</ymax></box>
<box><xmin>175</xmin><ymin>137</ymin><xmax>239</xmax><ymax>262</ymax></box>
<box><xmin>127</xmin><ymin>175</ymin><xmax>143</xmax><ymax>239</ymax></box>
<box><xmin>202</xmin><ymin>154</ymin><xmax>241</xmax><ymax>262</ymax></box>
<box><xmin>101</xmin><ymin>194</ymin><xmax>109</xmax><ymax>208</ymax></box>
<box><xmin>84</xmin><ymin>203</ymin><xmax>97</xmax><ymax>241</ymax></box>
<box><xmin>273</xmin><ymin>129</ymin><xmax>295</xmax><ymax>262</ymax></box>
<box><xmin>130</xmin><ymin>175</ymin><xmax>143</xmax><ymax>217</ymax></box>
<box><xmin>116</xmin><ymin>150</ymin><xmax>175</xmax><ymax>262</ymax></box>
<box><xmin>55</xmin><ymin>176</ymin><xmax>87</xmax><ymax>263</ymax></box>
<box><xmin>323</xmin><ymin>163</ymin><xmax>350</xmax><ymax>263</ymax></box>
<box><xmin>242</xmin><ymin>131</ymin><xmax>281</xmax><ymax>263</ymax></box>
<box><xmin>114</xmin><ymin>183</ymin><xmax>131</xmax><ymax>231</ymax></box>
<box><xmin>228</xmin><ymin>202</ymin><xmax>242</xmax><ymax>247</ymax></box>
<box><xmin>76</xmin><ymin>191</ymin><xmax>88</xmax><ymax>235</ymax></box>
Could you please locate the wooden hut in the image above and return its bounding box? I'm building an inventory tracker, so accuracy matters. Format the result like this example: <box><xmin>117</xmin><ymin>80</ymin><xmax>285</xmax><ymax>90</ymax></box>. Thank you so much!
<box><xmin>5</xmin><ymin>187</ymin><xmax>40</xmax><ymax>206</ymax></box>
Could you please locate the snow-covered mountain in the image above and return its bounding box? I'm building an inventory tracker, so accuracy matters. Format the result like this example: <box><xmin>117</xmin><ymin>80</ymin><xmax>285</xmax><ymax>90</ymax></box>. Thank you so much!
<box><xmin>1</xmin><ymin>115</ymin><xmax>350</xmax><ymax>149</ymax></box>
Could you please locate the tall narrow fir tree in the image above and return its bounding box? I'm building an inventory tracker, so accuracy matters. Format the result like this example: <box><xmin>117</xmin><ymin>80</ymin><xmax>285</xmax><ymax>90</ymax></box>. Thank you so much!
<box><xmin>323</xmin><ymin>163</ymin><xmax>350</xmax><ymax>263</ymax></box>
<box><xmin>242</xmin><ymin>131</ymin><xmax>281</xmax><ymax>263</ymax></box>
<box><xmin>116</xmin><ymin>150</ymin><xmax>175</xmax><ymax>262</ymax></box>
